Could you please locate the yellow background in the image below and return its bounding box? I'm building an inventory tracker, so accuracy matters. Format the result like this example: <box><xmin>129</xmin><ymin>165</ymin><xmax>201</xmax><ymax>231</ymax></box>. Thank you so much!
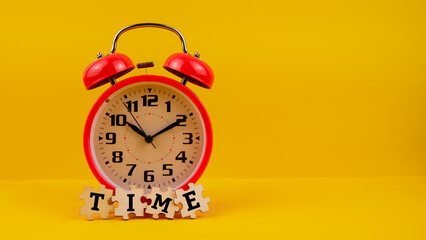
<box><xmin>1</xmin><ymin>0</ymin><xmax>425</xmax><ymax>179</ymax></box>
<box><xmin>0</xmin><ymin>0</ymin><xmax>425</xmax><ymax>239</ymax></box>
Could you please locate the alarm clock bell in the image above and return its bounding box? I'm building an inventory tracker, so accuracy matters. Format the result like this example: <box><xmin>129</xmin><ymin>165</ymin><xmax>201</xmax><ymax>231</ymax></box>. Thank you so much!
<box><xmin>83</xmin><ymin>23</ymin><xmax>214</xmax><ymax>90</ymax></box>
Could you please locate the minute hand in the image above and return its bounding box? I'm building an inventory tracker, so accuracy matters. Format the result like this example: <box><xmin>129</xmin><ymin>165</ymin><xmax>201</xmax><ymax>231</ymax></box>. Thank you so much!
<box><xmin>151</xmin><ymin>121</ymin><xmax>182</xmax><ymax>138</ymax></box>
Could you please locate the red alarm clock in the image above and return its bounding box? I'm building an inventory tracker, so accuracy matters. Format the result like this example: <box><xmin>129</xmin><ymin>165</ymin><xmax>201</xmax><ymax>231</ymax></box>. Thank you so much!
<box><xmin>83</xmin><ymin>23</ymin><xmax>213</xmax><ymax>192</ymax></box>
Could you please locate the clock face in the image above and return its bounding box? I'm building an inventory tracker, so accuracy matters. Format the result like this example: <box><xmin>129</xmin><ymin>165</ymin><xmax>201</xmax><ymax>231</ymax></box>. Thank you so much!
<box><xmin>87</xmin><ymin>78</ymin><xmax>210</xmax><ymax>192</ymax></box>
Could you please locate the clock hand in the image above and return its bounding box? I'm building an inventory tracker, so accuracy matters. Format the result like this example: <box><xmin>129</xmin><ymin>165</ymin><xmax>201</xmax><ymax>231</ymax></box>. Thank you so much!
<box><xmin>151</xmin><ymin>119</ymin><xmax>183</xmax><ymax>139</ymax></box>
<box><xmin>126</xmin><ymin>121</ymin><xmax>146</xmax><ymax>138</ymax></box>
<box><xmin>122</xmin><ymin>101</ymin><xmax>147</xmax><ymax>135</ymax></box>
<box><xmin>121</xmin><ymin>101</ymin><xmax>156</xmax><ymax>149</ymax></box>
<box><xmin>126</xmin><ymin>121</ymin><xmax>157</xmax><ymax>148</ymax></box>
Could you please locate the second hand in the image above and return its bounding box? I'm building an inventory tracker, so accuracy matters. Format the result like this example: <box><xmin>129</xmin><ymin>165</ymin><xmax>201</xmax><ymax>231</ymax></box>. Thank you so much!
<box><xmin>121</xmin><ymin>101</ymin><xmax>156</xmax><ymax>149</ymax></box>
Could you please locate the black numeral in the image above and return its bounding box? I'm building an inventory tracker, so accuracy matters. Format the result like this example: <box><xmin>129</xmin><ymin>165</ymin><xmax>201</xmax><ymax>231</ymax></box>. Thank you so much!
<box><xmin>175</xmin><ymin>151</ymin><xmax>187</xmax><ymax>163</ymax></box>
<box><xmin>112</xmin><ymin>151</ymin><xmax>123</xmax><ymax>163</ymax></box>
<box><xmin>109</xmin><ymin>114</ymin><xmax>126</xmax><ymax>126</ymax></box>
<box><xmin>126</xmin><ymin>164</ymin><xmax>136</xmax><ymax>176</ymax></box>
<box><xmin>106</xmin><ymin>132</ymin><xmax>116</xmax><ymax>144</ymax></box>
<box><xmin>165</xmin><ymin>101</ymin><xmax>171</xmax><ymax>112</ymax></box>
<box><xmin>144</xmin><ymin>170</ymin><xmax>154</xmax><ymax>182</ymax></box>
<box><xmin>176</xmin><ymin>115</ymin><xmax>187</xmax><ymax>126</ymax></box>
<box><xmin>163</xmin><ymin>164</ymin><xmax>173</xmax><ymax>176</ymax></box>
<box><xmin>141</xmin><ymin>95</ymin><xmax>158</xmax><ymax>106</ymax></box>
<box><xmin>183</xmin><ymin>133</ymin><xmax>193</xmax><ymax>144</ymax></box>
<box><xmin>125</xmin><ymin>100</ymin><xmax>138</xmax><ymax>112</ymax></box>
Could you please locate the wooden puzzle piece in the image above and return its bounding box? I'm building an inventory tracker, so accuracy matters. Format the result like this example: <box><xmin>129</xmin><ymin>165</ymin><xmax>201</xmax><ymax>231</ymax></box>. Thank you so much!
<box><xmin>79</xmin><ymin>185</ymin><xmax>113</xmax><ymax>220</ymax></box>
<box><xmin>146</xmin><ymin>187</ymin><xmax>180</xmax><ymax>219</ymax></box>
<box><xmin>111</xmin><ymin>185</ymin><xmax>147</xmax><ymax>220</ymax></box>
<box><xmin>174</xmin><ymin>183</ymin><xmax>210</xmax><ymax>219</ymax></box>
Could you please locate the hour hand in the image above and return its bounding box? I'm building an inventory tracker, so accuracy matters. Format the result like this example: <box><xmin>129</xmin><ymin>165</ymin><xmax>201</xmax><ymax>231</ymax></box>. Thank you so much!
<box><xmin>126</xmin><ymin>122</ymin><xmax>146</xmax><ymax>138</ymax></box>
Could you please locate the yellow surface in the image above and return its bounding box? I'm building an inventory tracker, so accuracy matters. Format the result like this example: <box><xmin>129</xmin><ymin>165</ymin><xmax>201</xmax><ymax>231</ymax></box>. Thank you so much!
<box><xmin>2</xmin><ymin>177</ymin><xmax>425</xmax><ymax>239</ymax></box>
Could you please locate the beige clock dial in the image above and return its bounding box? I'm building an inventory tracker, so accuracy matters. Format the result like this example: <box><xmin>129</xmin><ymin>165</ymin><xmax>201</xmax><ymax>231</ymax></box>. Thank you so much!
<box><xmin>90</xmin><ymin>82</ymin><xmax>206</xmax><ymax>192</ymax></box>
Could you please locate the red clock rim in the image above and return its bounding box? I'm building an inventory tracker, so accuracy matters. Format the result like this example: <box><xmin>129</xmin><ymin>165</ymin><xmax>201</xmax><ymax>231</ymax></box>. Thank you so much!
<box><xmin>83</xmin><ymin>75</ymin><xmax>213</xmax><ymax>191</ymax></box>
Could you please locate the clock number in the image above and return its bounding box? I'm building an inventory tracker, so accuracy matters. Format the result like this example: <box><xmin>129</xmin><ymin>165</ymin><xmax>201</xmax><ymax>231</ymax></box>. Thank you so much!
<box><xmin>106</xmin><ymin>132</ymin><xmax>116</xmax><ymax>144</ymax></box>
<box><xmin>144</xmin><ymin>170</ymin><xmax>154</xmax><ymax>182</ymax></box>
<box><xmin>183</xmin><ymin>133</ymin><xmax>193</xmax><ymax>144</ymax></box>
<box><xmin>126</xmin><ymin>164</ymin><xmax>136</xmax><ymax>176</ymax></box>
<box><xmin>165</xmin><ymin>101</ymin><xmax>171</xmax><ymax>112</ymax></box>
<box><xmin>125</xmin><ymin>100</ymin><xmax>138</xmax><ymax>112</ymax></box>
<box><xmin>141</xmin><ymin>95</ymin><xmax>158</xmax><ymax>106</ymax></box>
<box><xmin>175</xmin><ymin>151</ymin><xmax>187</xmax><ymax>163</ymax></box>
<box><xmin>109</xmin><ymin>114</ymin><xmax>126</xmax><ymax>126</ymax></box>
<box><xmin>176</xmin><ymin>115</ymin><xmax>187</xmax><ymax>126</ymax></box>
<box><xmin>162</xmin><ymin>164</ymin><xmax>173</xmax><ymax>176</ymax></box>
<box><xmin>112</xmin><ymin>151</ymin><xmax>123</xmax><ymax>163</ymax></box>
